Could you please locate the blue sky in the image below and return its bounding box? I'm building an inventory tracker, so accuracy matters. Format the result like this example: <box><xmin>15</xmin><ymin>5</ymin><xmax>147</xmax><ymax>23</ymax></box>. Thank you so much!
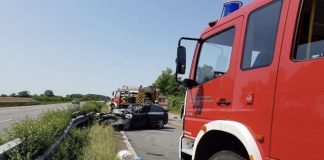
<box><xmin>0</xmin><ymin>0</ymin><xmax>252</xmax><ymax>96</ymax></box>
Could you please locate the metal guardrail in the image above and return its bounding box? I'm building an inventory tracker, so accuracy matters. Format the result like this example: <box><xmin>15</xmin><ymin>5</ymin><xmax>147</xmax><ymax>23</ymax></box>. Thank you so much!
<box><xmin>35</xmin><ymin>112</ymin><xmax>94</xmax><ymax>160</ymax></box>
<box><xmin>0</xmin><ymin>112</ymin><xmax>94</xmax><ymax>160</ymax></box>
<box><xmin>0</xmin><ymin>138</ymin><xmax>22</xmax><ymax>160</ymax></box>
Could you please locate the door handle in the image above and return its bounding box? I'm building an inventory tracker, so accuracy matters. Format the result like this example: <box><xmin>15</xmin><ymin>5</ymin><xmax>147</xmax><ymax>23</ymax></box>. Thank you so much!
<box><xmin>217</xmin><ymin>98</ymin><xmax>231</xmax><ymax>106</ymax></box>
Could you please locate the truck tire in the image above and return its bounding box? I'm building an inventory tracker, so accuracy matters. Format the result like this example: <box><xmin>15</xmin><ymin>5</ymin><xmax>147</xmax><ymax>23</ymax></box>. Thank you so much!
<box><xmin>110</xmin><ymin>104</ymin><xmax>116</xmax><ymax>113</ymax></box>
<box><xmin>110</xmin><ymin>104</ymin><xmax>115</xmax><ymax>108</ymax></box>
<box><xmin>208</xmin><ymin>151</ymin><xmax>246</xmax><ymax>160</ymax></box>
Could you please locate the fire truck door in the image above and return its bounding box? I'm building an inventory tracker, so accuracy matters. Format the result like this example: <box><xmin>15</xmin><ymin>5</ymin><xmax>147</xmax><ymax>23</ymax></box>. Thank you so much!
<box><xmin>184</xmin><ymin>17</ymin><xmax>242</xmax><ymax>138</ymax></box>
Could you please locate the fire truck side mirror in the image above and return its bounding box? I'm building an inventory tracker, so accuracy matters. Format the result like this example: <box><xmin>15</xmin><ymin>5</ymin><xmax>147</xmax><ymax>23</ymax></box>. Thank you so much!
<box><xmin>176</xmin><ymin>46</ymin><xmax>186</xmax><ymax>75</ymax></box>
<box><xmin>182</xmin><ymin>78</ymin><xmax>198</xmax><ymax>89</ymax></box>
<box><xmin>112</xmin><ymin>91</ymin><xmax>114</xmax><ymax>96</ymax></box>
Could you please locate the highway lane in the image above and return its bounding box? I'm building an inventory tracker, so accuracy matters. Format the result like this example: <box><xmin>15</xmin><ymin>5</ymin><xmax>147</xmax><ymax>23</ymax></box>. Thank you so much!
<box><xmin>125</xmin><ymin>124</ymin><xmax>182</xmax><ymax>160</ymax></box>
<box><xmin>0</xmin><ymin>103</ymin><xmax>71</xmax><ymax>131</ymax></box>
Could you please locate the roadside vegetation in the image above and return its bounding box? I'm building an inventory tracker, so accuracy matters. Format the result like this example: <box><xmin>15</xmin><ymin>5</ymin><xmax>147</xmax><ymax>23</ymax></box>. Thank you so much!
<box><xmin>100</xmin><ymin>104</ymin><xmax>110</xmax><ymax>113</ymax></box>
<box><xmin>1</xmin><ymin>109</ymin><xmax>72</xmax><ymax>159</ymax></box>
<box><xmin>49</xmin><ymin>128</ymin><xmax>90</xmax><ymax>160</ymax></box>
<box><xmin>167</xmin><ymin>96</ymin><xmax>184</xmax><ymax>115</ymax></box>
<box><xmin>0</xmin><ymin>101</ymin><xmax>111</xmax><ymax>160</ymax></box>
<box><xmin>81</xmin><ymin>125</ymin><xmax>117</xmax><ymax>160</ymax></box>
<box><xmin>152</xmin><ymin>68</ymin><xmax>185</xmax><ymax>115</ymax></box>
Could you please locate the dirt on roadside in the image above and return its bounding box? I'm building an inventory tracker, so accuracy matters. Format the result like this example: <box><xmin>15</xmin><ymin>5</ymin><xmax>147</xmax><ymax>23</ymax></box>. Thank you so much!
<box><xmin>114</xmin><ymin>131</ymin><xmax>128</xmax><ymax>151</ymax></box>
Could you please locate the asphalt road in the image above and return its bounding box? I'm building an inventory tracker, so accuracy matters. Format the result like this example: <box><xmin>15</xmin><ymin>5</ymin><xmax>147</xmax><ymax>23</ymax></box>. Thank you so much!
<box><xmin>0</xmin><ymin>103</ymin><xmax>71</xmax><ymax>131</ymax></box>
<box><xmin>125</xmin><ymin>123</ymin><xmax>182</xmax><ymax>160</ymax></box>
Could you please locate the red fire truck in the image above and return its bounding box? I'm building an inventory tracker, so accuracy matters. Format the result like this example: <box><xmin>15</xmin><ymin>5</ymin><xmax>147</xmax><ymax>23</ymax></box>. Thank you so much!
<box><xmin>158</xmin><ymin>96</ymin><xmax>169</xmax><ymax>109</ymax></box>
<box><xmin>176</xmin><ymin>0</ymin><xmax>324</xmax><ymax>159</ymax></box>
<box><xmin>111</xmin><ymin>85</ymin><xmax>168</xmax><ymax>109</ymax></box>
<box><xmin>111</xmin><ymin>86</ymin><xmax>139</xmax><ymax>108</ymax></box>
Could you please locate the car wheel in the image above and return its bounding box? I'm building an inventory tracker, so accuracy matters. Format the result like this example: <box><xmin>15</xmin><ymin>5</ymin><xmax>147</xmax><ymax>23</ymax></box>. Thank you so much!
<box><xmin>157</xmin><ymin>119</ymin><xmax>164</xmax><ymax>129</ymax></box>
<box><xmin>110</xmin><ymin>104</ymin><xmax>115</xmax><ymax>111</ymax></box>
<box><xmin>208</xmin><ymin>151</ymin><xmax>246</xmax><ymax>160</ymax></box>
<box><xmin>123</xmin><ymin>122</ymin><xmax>131</xmax><ymax>131</ymax></box>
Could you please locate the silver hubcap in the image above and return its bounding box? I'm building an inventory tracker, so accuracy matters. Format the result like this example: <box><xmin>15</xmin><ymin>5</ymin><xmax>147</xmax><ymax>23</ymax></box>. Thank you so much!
<box><xmin>158</xmin><ymin>120</ymin><xmax>164</xmax><ymax>128</ymax></box>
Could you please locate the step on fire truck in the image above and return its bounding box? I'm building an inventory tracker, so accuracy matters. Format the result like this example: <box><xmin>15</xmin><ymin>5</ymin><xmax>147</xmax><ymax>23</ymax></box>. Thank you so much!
<box><xmin>176</xmin><ymin>0</ymin><xmax>324</xmax><ymax>159</ymax></box>
<box><xmin>110</xmin><ymin>85</ymin><xmax>168</xmax><ymax>109</ymax></box>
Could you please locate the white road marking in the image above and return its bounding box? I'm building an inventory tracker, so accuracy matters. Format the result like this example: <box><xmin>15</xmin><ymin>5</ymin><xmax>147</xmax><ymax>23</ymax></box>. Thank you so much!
<box><xmin>120</xmin><ymin>131</ymin><xmax>138</xmax><ymax>158</ymax></box>
<box><xmin>0</xmin><ymin>119</ymin><xmax>12</xmax><ymax>123</ymax></box>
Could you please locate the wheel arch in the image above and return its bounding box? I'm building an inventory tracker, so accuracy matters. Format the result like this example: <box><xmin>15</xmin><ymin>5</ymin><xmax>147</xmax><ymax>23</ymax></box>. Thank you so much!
<box><xmin>110</xmin><ymin>102</ymin><xmax>117</xmax><ymax>107</ymax></box>
<box><xmin>192</xmin><ymin>120</ymin><xmax>262</xmax><ymax>160</ymax></box>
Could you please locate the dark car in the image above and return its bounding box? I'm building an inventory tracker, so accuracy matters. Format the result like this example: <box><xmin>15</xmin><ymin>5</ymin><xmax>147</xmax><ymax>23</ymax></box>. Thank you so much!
<box><xmin>128</xmin><ymin>104</ymin><xmax>168</xmax><ymax>129</ymax></box>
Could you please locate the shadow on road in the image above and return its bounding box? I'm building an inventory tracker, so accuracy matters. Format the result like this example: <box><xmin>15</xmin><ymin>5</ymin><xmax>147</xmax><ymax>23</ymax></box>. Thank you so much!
<box><xmin>125</xmin><ymin>126</ymin><xmax>177</xmax><ymax>132</ymax></box>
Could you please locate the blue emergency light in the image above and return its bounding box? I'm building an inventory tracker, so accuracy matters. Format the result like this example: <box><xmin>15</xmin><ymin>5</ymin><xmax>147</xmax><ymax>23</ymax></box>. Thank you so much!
<box><xmin>222</xmin><ymin>0</ymin><xmax>243</xmax><ymax>17</ymax></box>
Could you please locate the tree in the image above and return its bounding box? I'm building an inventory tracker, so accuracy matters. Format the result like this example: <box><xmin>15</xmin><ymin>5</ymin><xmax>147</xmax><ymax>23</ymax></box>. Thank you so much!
<box><xmin>18</xmin><ymin>91</ymin><xmax>31</xmax><ymax>97</ymax></box>
<box><xmin>196</xmin><ymin>64</ymin><xmax>214</xmax><ymax>84</ymax></box>
<box><xmin>152</xmin><ymin>68</ymin><xmax>185</xmax><ymax>97</ymax></box>
<box><xmin>0</xmin><ymin>94</ymin><xmax>7</xmax><ymax>97</ymax></box>
<box><xmin>44</xmin><ymin>90</ymin><xmax>55</xmax><ymax>97</ymax></box>
<box><xmin>9</xmin><ymin>93</ymin><xmax>17</xmax><ymax>97</ymax></box>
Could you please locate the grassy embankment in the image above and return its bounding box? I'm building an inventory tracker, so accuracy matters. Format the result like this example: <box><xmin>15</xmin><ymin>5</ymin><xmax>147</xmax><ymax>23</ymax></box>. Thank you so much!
<box><xmin>81</xmin><ymin>125</ymin><xmax>117</xmax><ymax>160</ymax></box>
<box><xmin>0</xmin><ymin>101</ymin><xmax>117</xmax><ymax>160</ymax></box>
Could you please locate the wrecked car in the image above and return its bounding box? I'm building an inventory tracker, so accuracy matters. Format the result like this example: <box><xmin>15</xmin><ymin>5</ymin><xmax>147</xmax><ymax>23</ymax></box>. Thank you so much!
<box><xmin>98</xmin><ymin>104</ymin><xmax>168</xmax><ymax>130</ymax></box>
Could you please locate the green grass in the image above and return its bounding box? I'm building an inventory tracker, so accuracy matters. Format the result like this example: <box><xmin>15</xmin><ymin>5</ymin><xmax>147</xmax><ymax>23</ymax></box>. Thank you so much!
<box><xmin>49</xmin><ymin>128</ymin><xmax>90</xmax><ymax>160</ymax></box>
<box><xmin>169</xmin><ymin>108</ymin><xmax>180</xmax><ymax>115</ymax></box>
<box><xmin>100</xmin><ymin>104</ymin><xmax>110</xmax><ymax>113</ymax></box>
<box><xmin>76</xmin><ymin>101</ymin><xmax>106</xmax><ymax>115</ymax></box>
<box><xmin>81</xmin><ymin>125</ymin><xmax>117</xmax><ymax>160</ymax></box>
<box><xmin>167</xmin><ymin>95</ymin><xmax>183</xmax><ymax>115</ymax></box>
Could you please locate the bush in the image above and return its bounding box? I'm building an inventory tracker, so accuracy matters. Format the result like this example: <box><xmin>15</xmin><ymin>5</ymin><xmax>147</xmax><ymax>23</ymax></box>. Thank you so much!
<box><xmin>78</xmin><ymin>101</ymin><xmax>106</xmax><ymax>115</ymax></box>
<box><xmin>33</xmin><ymin>96</ymin><xmax>70</xmax><ymax>103</ymax></box>
<box><xmin>49</xmin><ymin>128</ymin><xmax>89</xmax><ymax>160</ymax></box>
<box><xmin>168</xmin><ymin>95</ymin><xmax>184</xmax><ymax>115</ymax></box>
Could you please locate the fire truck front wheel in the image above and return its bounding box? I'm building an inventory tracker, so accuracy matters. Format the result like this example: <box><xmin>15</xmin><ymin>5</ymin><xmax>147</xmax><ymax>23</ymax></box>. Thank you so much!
<box><xmin>110</xmin><ymin>104</ymin><xmax>115</xmax><ymax>111</ymax></box>
<box><xmin>208</xmin><ymin>151</ymin><xmax>246</xmax><ymax>160</ymax></box>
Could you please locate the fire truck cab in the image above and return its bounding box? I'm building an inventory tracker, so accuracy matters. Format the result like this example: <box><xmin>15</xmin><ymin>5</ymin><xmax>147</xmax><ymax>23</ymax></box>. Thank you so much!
<box><xmin>111</xmin><ymin>86</ymin><xmax>168</xmax><ymax>109</ymax></box>
<box><xmin>176</xmin><ymin>0</ymin><xmax>324</xmax><ymax>159</ymax></box>
<box><xmin>111</xmin><ymin>86</ymin><xmax>139</xmax><ymax>108</ymax></box>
